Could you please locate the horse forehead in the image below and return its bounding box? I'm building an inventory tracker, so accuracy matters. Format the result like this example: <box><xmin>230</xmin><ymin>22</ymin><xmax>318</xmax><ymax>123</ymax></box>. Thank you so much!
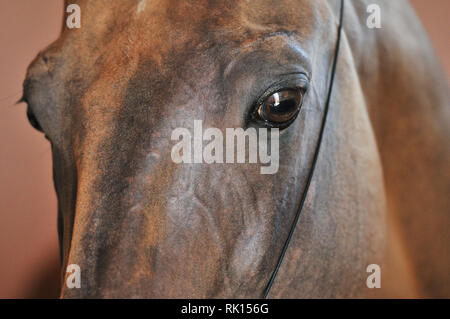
<box><xmin>75</xmin><ymin>0</ymin><xmax>319</xmax><ymax>47</ymax></box>
<box><xmin>56</xmin><ymin>0</ymin><xmax>323</xmax><ymax>107</ymax></box>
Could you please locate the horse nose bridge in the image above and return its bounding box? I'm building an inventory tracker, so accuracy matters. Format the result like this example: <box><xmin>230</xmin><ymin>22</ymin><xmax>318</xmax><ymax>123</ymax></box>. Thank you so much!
<box><xmin>63</xmin><ymin>145</ymin><xmax>239</xmax><ymax>297</ymax></box>
<box><xmin>60</xmin><ymin>113</ymin><xmax>186</xmax><ymax>295</ymax></box>
<box><xmin>69</xmin><ymin>134</ymin><xmax>174</xmax><ymax>233</ymax></box>
<box><xmin>62</xmin><ymin>163</ymin><xmax>175</xmax><ymax>297</ymax></box>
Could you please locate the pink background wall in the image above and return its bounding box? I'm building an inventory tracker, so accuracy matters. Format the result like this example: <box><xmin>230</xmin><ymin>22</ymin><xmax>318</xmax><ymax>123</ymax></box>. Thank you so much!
<box><xmin>0</xmin><ymin>0</ymin><xmax>448</xmax><ymax>298</ymax></box>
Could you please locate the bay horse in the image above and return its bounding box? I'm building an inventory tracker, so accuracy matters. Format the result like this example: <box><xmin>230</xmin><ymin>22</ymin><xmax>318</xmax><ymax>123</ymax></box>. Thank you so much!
<box><xmin>22</xmin><ymin>0</ymin><xmax>449</xmax><ymax>298</ymax></box>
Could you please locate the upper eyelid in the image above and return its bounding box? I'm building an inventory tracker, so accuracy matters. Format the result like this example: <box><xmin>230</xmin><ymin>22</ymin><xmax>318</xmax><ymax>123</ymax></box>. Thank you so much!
<box><xmin>255</xmin><ymin>73</ymin><xmax>309</xmax><ymax>106</ymax></box>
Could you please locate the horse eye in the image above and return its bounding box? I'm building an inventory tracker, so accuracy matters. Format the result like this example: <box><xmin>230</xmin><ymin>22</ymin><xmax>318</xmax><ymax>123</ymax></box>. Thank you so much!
<box><xmin>26</xmin><ymin>106</ymin><xmax>43</xmax><ymax>132</ymax></box>
<box><xmin>255</xmin><ymin>88</ymin><xmax>304</xmax><ymax>127</ymax></box>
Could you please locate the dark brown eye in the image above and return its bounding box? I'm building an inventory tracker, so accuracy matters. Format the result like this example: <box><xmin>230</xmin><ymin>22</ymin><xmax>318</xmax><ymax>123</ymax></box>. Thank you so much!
<box><xmin>255</xmin><ymin>88</ymin><xmax>304</xmax><ymax>127</ymax></box>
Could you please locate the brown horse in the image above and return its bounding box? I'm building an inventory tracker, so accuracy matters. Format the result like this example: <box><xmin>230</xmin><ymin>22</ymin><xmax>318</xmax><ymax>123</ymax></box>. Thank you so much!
<box><xmin>22</xmin><ymin>0</ymin><xmax>449</xmax><ymax>298</ymax></box>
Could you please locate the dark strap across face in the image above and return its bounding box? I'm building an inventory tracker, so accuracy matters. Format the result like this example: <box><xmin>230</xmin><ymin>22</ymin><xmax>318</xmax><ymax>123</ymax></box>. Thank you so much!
<box><xmin>263</xmin><ymin>0</ymin><xmax>345</xmax><ymax>299</ymax></box>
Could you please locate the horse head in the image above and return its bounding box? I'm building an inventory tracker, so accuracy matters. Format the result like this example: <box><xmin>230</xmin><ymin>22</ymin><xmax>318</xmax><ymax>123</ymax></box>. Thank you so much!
<box><xmin>22</xmin><ymin>0</ymin><xmax>449</xmax><ymax>298</ymax></box>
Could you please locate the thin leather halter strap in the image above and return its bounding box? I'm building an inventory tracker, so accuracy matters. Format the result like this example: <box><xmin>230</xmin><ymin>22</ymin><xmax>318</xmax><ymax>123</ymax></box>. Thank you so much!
<box><xmin>263</xmin><ymin>0</ymin><xmax>345</xmax><ymax>299</ymax></box>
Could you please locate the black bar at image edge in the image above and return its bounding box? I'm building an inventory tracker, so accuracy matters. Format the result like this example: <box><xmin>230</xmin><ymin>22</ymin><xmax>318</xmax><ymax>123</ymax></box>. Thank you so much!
<box><xmin>0</xmin><ymin>299</ymin><xmax>447</xmax><ymax>317</ymax></box>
